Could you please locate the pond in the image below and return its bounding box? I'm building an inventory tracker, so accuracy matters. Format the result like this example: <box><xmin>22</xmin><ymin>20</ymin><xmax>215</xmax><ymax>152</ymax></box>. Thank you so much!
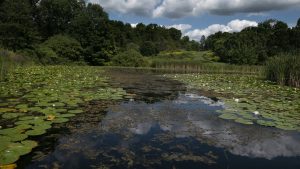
<box><xmin>1</xmin><ymin>68</ymin><xmax>300</xmax><ymax>169</ymax></box>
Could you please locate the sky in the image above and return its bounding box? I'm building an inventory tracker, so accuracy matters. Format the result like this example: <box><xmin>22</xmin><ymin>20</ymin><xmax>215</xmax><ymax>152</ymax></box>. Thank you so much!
<box><xmin>88</xmin><ymin>0</ymin><xmax>300</xmax><ymax>41</ymax></box>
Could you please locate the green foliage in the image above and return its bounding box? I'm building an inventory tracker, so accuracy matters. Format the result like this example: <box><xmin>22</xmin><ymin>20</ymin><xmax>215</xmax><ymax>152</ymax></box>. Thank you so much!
<box><xmin>37</xmin><ymin>0</ymin><xmax>86</xmax><ymax>37</ymax></box>
<box><xmin>0</xmin><ymin>0</ymin><xmax>200</xmax><ymax>66</ymax></box>
<box><xmin>205</xmin><ymin>18</ymin><xmax>300</xmax><ymax>65</ymax></box>
<box><xmin>140</xmin><ymin>41</ymin><xmax>159</xmax><ymax>56</ymax></box>
<box><xmin>0</xmin><ymin>0</ymin><xmax>40</xmax><ymax>50</ymax></box>
<box><xmin>40</xmin><ymin>35</ymin><xmax>83</xmax><ymax>63</ymax></box>
<box><xmin>265</xmin><ymin>53</ymin><xmax>300</xmax><ymax>87</ymax></box>
<box><xmin>111</xmin><ymin>49</ymin><xmax>147</xmax><ymax>67</ymax></box>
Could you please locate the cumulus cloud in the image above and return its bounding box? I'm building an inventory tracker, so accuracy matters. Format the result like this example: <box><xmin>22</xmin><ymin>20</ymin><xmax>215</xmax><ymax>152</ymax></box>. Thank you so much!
<box><xmin>166</xmin><ymin>24</ymin><xmax>192</xmax><ymax>33</ymax></box>
<box><xmin>185</xmin><ymin>19</ymin><xmax>258</xmax><ymax>41</ymax></box>
<box><xmin>90</xmin><ymin>0</ymin><xmax>300</xmax><ymax>18</ymax></box>
<box><xmin>89</xmin><ymin>0</ymin><xmax>161</xmax><ymax>16</ymax></box>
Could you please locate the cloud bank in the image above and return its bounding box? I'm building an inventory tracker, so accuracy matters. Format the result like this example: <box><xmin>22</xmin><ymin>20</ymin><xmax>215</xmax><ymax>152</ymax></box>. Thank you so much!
<box><xmin>182</xmin><ymin>19</ymin><xmax>258</xmax><ymax>41</ymax></box>
<box><xmin>90</xmin><ymin>0</ymin><xmax>300</xmax><ymax>18</ymax></box>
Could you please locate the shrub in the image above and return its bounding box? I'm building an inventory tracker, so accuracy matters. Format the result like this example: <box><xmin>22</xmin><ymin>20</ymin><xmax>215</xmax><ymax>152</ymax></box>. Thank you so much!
<box><xmin>41</xmin><ymin>35</ymin><xmax>83</xmax><ymax>63</ymax></box>
<box><xmin>265</xmin><ymin>53</ymin><xmax>300</xmax><ymax>87</ymax></box>
<box><xmin>111</xmin><ymin>49</ymin><xmax>147</xmax><ymax>67</ymax></box>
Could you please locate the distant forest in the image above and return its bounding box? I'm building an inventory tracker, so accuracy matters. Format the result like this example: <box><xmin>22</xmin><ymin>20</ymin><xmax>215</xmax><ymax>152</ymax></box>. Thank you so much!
<box><xmin>0</xmin><ymin>0</ymin><xmax>199</xmax><ymax>65</ymax></box>
<box><xmin>205</xmin><ymin>19</ymin><xmax>300</xmax><ymax>65</ymax></box>
<box><xmin>0</xmin><ymin>0</ymin><xmax>299</xmax><ymax>66</ymax></box>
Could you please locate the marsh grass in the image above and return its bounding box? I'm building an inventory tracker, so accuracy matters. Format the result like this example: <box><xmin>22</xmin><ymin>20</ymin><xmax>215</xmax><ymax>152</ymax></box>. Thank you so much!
<box><xmin>0</xmin><ymin>49</ymin><xmax>32</xmax><ymax>81</ymax></box>
<box><xmin>265</xmin><ymin>54</ymin><xmax>300</xmax><ymax>87</ymax></box>
<box><xmin>152</xmin><ymin>61</ymin><xmax>262</xmax><ymax>75</ymax></box>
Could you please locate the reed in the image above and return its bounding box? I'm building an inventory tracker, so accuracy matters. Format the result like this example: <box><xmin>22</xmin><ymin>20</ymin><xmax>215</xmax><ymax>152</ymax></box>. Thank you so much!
<box><xmin>0</xmin><ymin>49</ymin><xmax>30</xmax><ymax>81</ymax></box>
<box><xmin>265</xmin><ymin>53</ymin><xmax>300</xmax><ymax>87</ymax></box>
<box><xmin>152</xmin><ymin>60</ymin><xmax>262</xmax><ymax>75</ymax></box>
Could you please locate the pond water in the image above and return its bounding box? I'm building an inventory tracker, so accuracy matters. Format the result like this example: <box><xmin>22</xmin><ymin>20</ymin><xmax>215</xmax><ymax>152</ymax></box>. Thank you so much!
<box><xmin>17</xmin><ymin>69</ymin><xmax>300</xmax><ymax>169</ymax></box>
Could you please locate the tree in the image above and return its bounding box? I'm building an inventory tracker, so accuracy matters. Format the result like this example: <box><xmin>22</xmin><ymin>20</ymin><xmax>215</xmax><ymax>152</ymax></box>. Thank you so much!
<box><xmin>140</xmin><ymin>41</ymin><xmax>159</xmax><ymax>56</ymax></box>
<box><xmin>296</xmin><ymin>18</ymin><xmax>300</xmax><ymax>28</ymax></box>
<box><xmin>0</xmin><ymin>0</ymin><xmax>39</xmax><ymax>50</ymax></box>
<box><xmin>68</xmin><ymin>3</ymin><xmax>115</xmax><ymax>65</ymax></box>
<box><xmin>168</xmin><ymin>28</ymin><xmax>182</xmax><ymax>41</ymax></box>
<box><xmin>37</xmin><ymin>0</ymin><xmax>85</xmax><ymax>37</ymax></box>
<box><xmin>200</xmin><ymin>35</ymin><xmax>206</xmax><ymax>50</ymax></box>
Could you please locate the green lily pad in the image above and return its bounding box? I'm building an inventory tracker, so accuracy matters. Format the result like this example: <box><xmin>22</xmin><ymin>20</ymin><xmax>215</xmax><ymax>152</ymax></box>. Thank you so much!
<box><xmin>25</xmin><ymin>128</ymin><xmax>46</xmax><ymax>136</ymax></box>
<box><xmin>219</xmin><ymin>113</ymin><xmax>238</xmax><ymax>120</ymax></box>
<box><xmin>15</xmin><ymin>124</ymin><xmax>32</xmax><ymax>130</ymax></box>
<box><xmin>58</xmin><ymin>114</ymin><xmax>76</xmax><ymax>118</ymax></box>
<box><xmin>68</xmin><ymin>110</ymin><xmax>83</xmax><ymax>114</ymax></box>
<box><xmin>0</xmin><ymin>128</ymin><xmax>22</xmax><ymax>135</ymax></box>
<box><xmin>0</xmin><ymin>140</ymin><xmax>38</xmax><ymax>165</ymax></box>
<box><xmin>2</xmin><ymin>113</ymin><xmax>22</xmax><ymax>119</ymax></box>
<box><xmin>234</xmin><ymin>118</ymin><xmax>253</xmax><ymax>125</ymax></box>
<box><xmin>0</xmin><ymin>108</ymin><xmax>16</xmax><ymax>113</ymax></box>
<box><xmin>0</xmin><ymin>149</ymin><xmax>20</xmax><ymax>165</ymax></box>
<box><xmin>9</xmin><ymin>134</ymin><xmax>28</xmax><ymax>142</ymax></box>
<box><xmin>52</xmin><ymin>118</ymin><xmax>69</xmax><ymax>123</ymax></box>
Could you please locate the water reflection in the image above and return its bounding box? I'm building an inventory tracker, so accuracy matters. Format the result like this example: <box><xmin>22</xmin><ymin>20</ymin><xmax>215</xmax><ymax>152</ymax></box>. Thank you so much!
<box><xmin>103</xmin><ymin>93</ymin><xmax>300</xmax><ymax>160</ymax></box>
<box><xmin>24</xmin><ymin>93</ymin><xmax>300</xmax><ymax>169</ymax></box>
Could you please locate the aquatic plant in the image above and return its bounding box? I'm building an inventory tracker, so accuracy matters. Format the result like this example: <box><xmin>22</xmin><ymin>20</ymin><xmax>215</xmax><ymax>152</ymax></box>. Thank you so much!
<box><xmin>265</xmin><ymin>53</ymin><xmax>300</xmax><ymax>88</ymax></box>
<box><xmin>0</xmin><ymin>66</ymin><xmax>127</xmax><ymax>165</ymax></box>
<box><xmin>168</xmin><ymin>74</ymin><xmax>300</xmax><ymax>131</ymax></box>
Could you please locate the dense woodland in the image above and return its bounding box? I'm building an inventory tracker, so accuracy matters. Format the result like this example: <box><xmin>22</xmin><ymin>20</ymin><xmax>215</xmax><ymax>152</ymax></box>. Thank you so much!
<box><xmin>0</xmin><ymin>0</ymin><xmax>199</xmax><ymax>66</ymax></box>
<box><xmin>204</xmin><ymin>19</ymin><xmax>300</xmax><ymax>65</ymax></box>
<box><xmin>0</xmin><ymin>0</ymin><xmax>299</xmax><ymax>68</ymax></box>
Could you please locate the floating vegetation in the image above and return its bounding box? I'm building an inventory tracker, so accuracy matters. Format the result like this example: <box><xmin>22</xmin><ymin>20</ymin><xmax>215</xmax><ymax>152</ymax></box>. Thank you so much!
<box><xmin>0</xmin><ymin>66</ymin><xmax>127</xmax><ymax>165</ymax></box>
<box><xmin>168</xmin><ymin>74</ymin><xmax>300</xmax><ymax>131</ymax></box>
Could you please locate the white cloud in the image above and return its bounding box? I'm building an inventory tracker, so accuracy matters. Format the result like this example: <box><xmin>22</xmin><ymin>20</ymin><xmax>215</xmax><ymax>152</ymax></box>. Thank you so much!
<box><xmin>89</xmin><ymin>0</ymin><xmax>161</xmax><ymax>16</ymax></box>
<box><xmin>90</xmin><ymin>0</ymin><xmax>300</xmax><ymax>18</ymax></box>
<box><xmin>166</xmin><ymin>24</ymin><xmax>192</xmax><ymax>33</ymax></box>
<box><xmin>247</xmin><ymin>12</ymin><xmax>269</xmax><ymax>17</ymax></box>
<box><xmin>130</xmin><ymin>23</ymin><xmax>138</xmax><ymax>28</ymax></box>
<box><xmin>185</xmin><ymin>19</ymin><xmax>258</xmax><ymax>41</ymax></box>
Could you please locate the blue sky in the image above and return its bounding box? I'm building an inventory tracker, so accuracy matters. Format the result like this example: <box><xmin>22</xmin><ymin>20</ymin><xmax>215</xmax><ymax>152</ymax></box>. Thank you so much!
<box><xmin>89</xmin><ymin>0</ymin><xmax>300</xmax><ymax>40</ymax></box>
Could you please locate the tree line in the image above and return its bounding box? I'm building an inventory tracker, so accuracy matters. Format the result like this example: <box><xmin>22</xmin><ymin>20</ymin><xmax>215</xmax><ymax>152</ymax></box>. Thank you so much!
<box><xmin>204</xmin><ymin>19</ymin><xmax>300</xmax><ymax>65</ymax></box>
<box><xmin>0</xmin><ymin>0</ymin><xmax>200</xmax><ymax>65</ymax></box>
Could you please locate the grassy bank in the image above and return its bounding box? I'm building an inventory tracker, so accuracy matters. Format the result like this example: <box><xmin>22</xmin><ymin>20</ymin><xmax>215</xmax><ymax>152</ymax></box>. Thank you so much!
<box><xmin>147</xmin><ymin>51</ymin><xmax>262</xmax><ymax>74</ymax></box>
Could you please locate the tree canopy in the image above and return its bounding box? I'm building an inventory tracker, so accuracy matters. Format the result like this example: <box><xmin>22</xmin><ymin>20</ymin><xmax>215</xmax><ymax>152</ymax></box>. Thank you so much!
<box><xmin>204</xmin><ymin>19</ymin><xmax>300</xmax><ymax>65</ymax></box>
<box><xmin>0</xmin><ymin>0</ymin><xmax>200</xmax><ymax>65</ymax></box>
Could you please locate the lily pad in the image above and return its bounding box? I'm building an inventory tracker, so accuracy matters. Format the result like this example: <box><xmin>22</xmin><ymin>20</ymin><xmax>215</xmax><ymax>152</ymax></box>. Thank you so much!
<box><xmin>68</xmin><ymin>110</ymin><xmax>83</xmax><ymax>114</ymax></box>
<box><xmin>52</xmin><ymin>118</ymin><xmax>69</xmax><ymax>123</ymax></box>
<box><xmin>235</xmin><ymin>118</ymin><xmax>253</xmax><ymax>125</ymax></box>
<box><xmin>219</xmin><ymin>113</ymin><xmax>238</xmax><ymax>120</ymax></box>
<box><xmin>25</xmin><ymin>129</ymin><xmax>46</xmax><ymax>136</ymax></box>
<box><xmin>2</xmin><ymin>113</ymin><xmax>22</xmax><ymax>119</ymax></box>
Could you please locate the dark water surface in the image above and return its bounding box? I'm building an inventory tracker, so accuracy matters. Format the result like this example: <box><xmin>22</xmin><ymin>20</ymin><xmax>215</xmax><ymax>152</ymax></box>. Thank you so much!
<box><xmin>18</xmin><ymin>69</ymin><xmax>300</xmax><ymax>169</ymax></box>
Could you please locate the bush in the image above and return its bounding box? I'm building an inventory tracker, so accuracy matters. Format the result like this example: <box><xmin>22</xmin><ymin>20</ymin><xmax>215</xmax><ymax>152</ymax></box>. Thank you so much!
<box><xmin>265</xmin><ymin>53</ymin><xmax>300</xmax><ymax>87</ymax></box>
<box><xmin>41</xmin><ymin>35</ymin><xmax>83</xmax><ymax>63</ymax></box>
<box><xmin>111</xmin><ymin>49</ymin><xmax>147</xmax><ymax>67</ymax></box>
